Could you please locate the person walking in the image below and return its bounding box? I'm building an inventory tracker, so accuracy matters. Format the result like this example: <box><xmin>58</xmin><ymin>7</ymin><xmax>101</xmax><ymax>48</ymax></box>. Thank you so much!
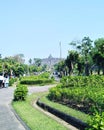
<box><xmin>4</xmin><ymin>76</ymin><xmax>9</xmax><ymax>88</ymax></box>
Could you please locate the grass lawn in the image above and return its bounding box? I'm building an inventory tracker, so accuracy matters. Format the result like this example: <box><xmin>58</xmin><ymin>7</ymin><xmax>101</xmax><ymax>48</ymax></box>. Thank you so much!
<box><xmin>40</xmin><ymin>93</ymin><xmax>91</xmax><ymax>123</ymax></box>
<box><xmin>12</xmin><ymin>93</ymin><xmax>69</xmax><ymax>130</ymax></box>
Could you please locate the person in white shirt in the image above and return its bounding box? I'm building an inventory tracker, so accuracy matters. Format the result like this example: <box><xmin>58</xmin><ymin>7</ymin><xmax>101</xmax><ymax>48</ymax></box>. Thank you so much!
<box><xmin>4</xmin><ymin>76</ymin><xmax>9</xmax><ymax>88</ymax></box>
<box><xmin>0</xmin><ymin>75</ymin><xmax>4</xmax><ymax>88</ymax></box>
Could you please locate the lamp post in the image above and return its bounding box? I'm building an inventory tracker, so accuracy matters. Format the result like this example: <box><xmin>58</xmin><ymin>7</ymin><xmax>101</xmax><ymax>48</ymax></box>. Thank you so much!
<box><xmin>59</xmin><ymin>42</ymin><xmax>62</xmax><ymax>60</ymax></box>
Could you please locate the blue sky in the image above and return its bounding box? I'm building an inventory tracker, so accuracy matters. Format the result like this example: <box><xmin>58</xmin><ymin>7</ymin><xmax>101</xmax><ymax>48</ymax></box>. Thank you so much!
<box><xmin>0</xmin><ymin>0</ymin><xmax>104</xmax><ymax>63</ymax></box>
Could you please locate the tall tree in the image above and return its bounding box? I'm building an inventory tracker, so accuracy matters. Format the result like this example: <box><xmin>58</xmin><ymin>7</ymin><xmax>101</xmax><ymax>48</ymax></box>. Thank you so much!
<box><xmin>0</xmin><ymin>54</ymin><xmax>2</xmax><ymax>59</ymax></box>
<box><xmin>13</xmin><ymin>54</ymin><xmax>25</xmax><ymax>64</ymax></box>
<box><xmin>92</xmin><ymin>38</ymin><xmax>104</xmax><ymax>75</ymax></box>
<box><xmin>54</xmin><ymin>60</ymin><xmax>66</xmax><ymax>77</ymax></box>
<box><xmin>28</xmin><ymin>58</ymin><xmax>32</xmax><ymax>65</ymax></box>
<box><xmin>65</xmin><ymin>50</ymin><xmax>79</xmax><ymax>75</ymax></box>
<box><xmin>34</xmin><ymin>58</ymin><xmax>42</xmax><ymax>67</ymax></box>
<box><xmin>69</xmin><ymin>37</ymin><xmax>93</xmax><ymax>75</ymax></box>
<box><xmin>81</xmin><ymin>37</ymin><xmax>93</xmax><ymax>61</ymax></box>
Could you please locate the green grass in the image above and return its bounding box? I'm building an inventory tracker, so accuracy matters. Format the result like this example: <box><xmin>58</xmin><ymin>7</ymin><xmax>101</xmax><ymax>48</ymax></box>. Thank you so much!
<box><xmin>12</xmin><ymin>93</ymin><xmax>69</xmax><ymax>130</ymax></box>
<box><xmin>40</xmin><ymin>93</ymin><xmax>91</xmax><ymax>123</ymax></box>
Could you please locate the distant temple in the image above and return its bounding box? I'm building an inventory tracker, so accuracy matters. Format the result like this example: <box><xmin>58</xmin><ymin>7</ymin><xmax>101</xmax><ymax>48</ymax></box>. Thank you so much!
<box><xmin>41</xmin><ymin>54</ymin><xmax>62</xmax><ymax>66</ymax></box>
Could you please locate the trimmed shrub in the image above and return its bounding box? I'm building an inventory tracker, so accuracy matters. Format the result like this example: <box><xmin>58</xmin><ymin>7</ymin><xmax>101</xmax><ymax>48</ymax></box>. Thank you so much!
<box><xmin>20</xmin><ymin>78</ymin><xmax>53</xmax><ymax>85</ymax></box>
<box><xmin>20</xmin><ymin>73</ymin><xmax>54</xmax><ymax>85</ymax></box>
<box><xmin>39</xmin><ymin>72</ymin><xmax>50</xmax><ymax>78</ymax></box>
<box><xmin>13</xmin><ymin>84</ymin><xmax>28</xmax><ymax>101</ymax></box>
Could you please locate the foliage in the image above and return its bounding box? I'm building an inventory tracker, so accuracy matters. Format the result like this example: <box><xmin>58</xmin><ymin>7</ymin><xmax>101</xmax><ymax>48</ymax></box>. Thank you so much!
<box><xmin>92</xmin><ymin>38</ymin><xmax>104</xmax><ymax>75</ymax></box>
<box><xmin>54</xmin><ymin>60</ymin><xmax>67</xmax><ymax>77</ymax></box>
<box><xmin>39</xmin><ymin>72</ymin><xmax>50</xmax><ymax>78</ymax></box>
<box><xmin>65</xmin><ymin>50</ymin><xmax>79</xmax><ymax>75</ymax></box>
<box><xmin>67</xmin><ymin>37</ymin><xmax>93</xmax><ymax>76</ymax></box>
<box><xmin>28</xmin><ymin>58</ymin><xmax>32</xmax><ymax>65</ymax></box>
<box><xmin>81</xmin><ymin>37</ymin><xmax>93</xmax><ymax>60</ymax></box>
<box><xmin>29</xmin><ymin>62</ymin><xmax>47</xmax><ymax>74</ymax></box>
<box><xmin>14</xmin><ymin>84</ymin><xmax>28</xmax><ymax>101</ymax></box>
<box><xmin>12</xmin><ymin>54</ymin><xmax>25</xmax><ymax>64</ymax></box>
<box><xmin>34</xmin><ymin>58</ymin><xmax>42</xmax><ymax>66</ymax></box>
<box><xmin>9</xmin><ymin>77</ymin><xmax>17</xmax><ymax>86</ymax></box>
<box><xmin>54</xmin><ymin>60</ymin><xmax>65</xmax><ymax>72</ymax></box>
<box><xmin>94</xmin><ymin>38</ymin><xmax>104</xmax><ymax>55</ymax></box>
<box><xmin>86</xmin><ymin>112</ymin><xmax>104</xmax><ymax>130</ymax></box>
<box><xmin>48</xmin><ymin>75</ymin><xmax>104</xmax><ymax>114</ymax></box>
<box><xmin>0</xmin><ymin>57</ymin><xmax>28</xmax><ymax>77</ymax></box>
<box><xmin>14</xmin><ymin>65</ymin><xmax>25</xmax><ymax>76</ymax></box>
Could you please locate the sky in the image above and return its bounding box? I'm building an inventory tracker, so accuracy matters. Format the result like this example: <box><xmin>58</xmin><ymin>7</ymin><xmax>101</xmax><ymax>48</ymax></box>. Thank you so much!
<box><xmin>0</xmin><ymin>0</ymin><xmax>104</xmax><ymax>63</ymax></box>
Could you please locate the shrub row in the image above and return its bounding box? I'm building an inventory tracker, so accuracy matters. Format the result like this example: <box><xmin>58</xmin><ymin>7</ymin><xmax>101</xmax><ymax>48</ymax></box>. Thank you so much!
<box><xmin>20</xmin><ymin>72</ymin><xmax>54</xmax><ymax>85</ymax></box>
<box><xmin>60</xmin><ymin>75</ymin><xmax>104</xmax><ymax>88</ymax></box>
<box><xmin>48</xmin><ymin>75</ymin><xmax>104</xmax><ymax>129</ymax></box>
<box><xmin>20</xmin><ymin>78</ymin><xmax>53</xmax><ymax>85</ymax></box>
<box><xmin>48</xmin><ymin>76</ymin><xmax>104</xmax><ymax>114</ymax></box>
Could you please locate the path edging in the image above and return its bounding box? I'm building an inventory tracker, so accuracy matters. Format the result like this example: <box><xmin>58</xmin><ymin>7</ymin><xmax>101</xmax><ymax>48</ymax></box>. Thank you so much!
<box><xmin>10</xmin><ymin>103</ymin><xmax>31</xmax><ymax>130</ymax></box>
<box><xmin>36</xmin><ymin>99</ymin><xmax>89</xmax><ymax>130</ymax></box>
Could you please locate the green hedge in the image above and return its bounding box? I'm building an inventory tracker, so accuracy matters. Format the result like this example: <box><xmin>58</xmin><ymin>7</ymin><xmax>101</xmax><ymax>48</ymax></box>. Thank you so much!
<box><xmin>20</xmin><ymin>78</ymin><xmax>53</xmax><ymax>85</ymax></box>
<box><xmin>48</xmin><ymin>75</ymin><xmax>104</xmax><ymax>114</ymax></box>
<box><xmin>48</xmin><ymin>75</ymin><xmax>104</xmax><ymax>130</ymax></box>
<box><xmin>20</xmin><ymin>73</ymin><xmax>54</xmax><ymax>85</ymax></box>
<box><xmin>60</xmin><ymin>75</ymin><xmax>104</xmax><ymax>88</ymax></box>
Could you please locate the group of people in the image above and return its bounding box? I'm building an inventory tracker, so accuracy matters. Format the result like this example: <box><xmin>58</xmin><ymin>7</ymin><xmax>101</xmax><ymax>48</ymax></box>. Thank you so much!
<box><xmin>0</xmin><ymin>75</ymin><xmax>9</xmax><ymax>88</ymax></box>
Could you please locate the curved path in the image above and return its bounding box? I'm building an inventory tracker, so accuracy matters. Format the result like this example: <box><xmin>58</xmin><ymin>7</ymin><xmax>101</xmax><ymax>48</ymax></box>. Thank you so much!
<box><xmin>0</xmin><ymin>85</ymin><xmax>54</xmax><ymax>130</ymax></box>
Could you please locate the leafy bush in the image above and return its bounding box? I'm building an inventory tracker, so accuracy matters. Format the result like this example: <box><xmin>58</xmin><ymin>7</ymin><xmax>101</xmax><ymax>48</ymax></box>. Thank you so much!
<box><xmin>60</xmin><ymin>75</ymin><xmax>104</xmax><ymax>88</ymax></box>
<box><xmin>39</xmin><ymin>72</ymin><xmax>50</xmax><ymax>78</ymax></box>
<box><xmin>86</xmin><ymin>112</ymin><xmax>104</xmax><ymax>130</ymax></box>
<box><xmin>48</xmin><ymin>75</ymin><xmax>104</xmax><ymax>129</ymax></box>
<box><xmin>48</xmin><ymin>75</ymin><xmax>104</xmax><ymax>114</ymax></box>
<box><xmin>14</xmin><ymin>84</ymin><xmax>28</xmax><ymax>101</ymax></box>
<box><xmin>9</xmin><ymin>77</ymin><xmax>18</xmax><ymax>86</ymax></box>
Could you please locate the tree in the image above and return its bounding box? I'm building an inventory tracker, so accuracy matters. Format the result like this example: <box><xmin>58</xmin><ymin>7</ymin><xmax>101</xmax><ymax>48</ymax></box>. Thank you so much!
<box><xmin>42</xmin><ymin>64</ymin><xmax>47</xmax><ymax>71</ymax></box>
<box><xmin>28</xmin><ymin>58</ymin><xmax>32</xmax><ymax>65</ymax></box>
<box><xmin>54</xmin><ymin>60</ymin><xmax>66</xmax><ymax>77</ymax></box>
<box><xmin>0</xmin><ymin>54</ymin><xmax>2</xmax><ymax>59</ymax></box>
<box><xmin>65</xmin><ymin>50</ymin><xmax>79</xmax><ymax>75</ymax></box>
<box><xmin>14</xmin><ymin>64</ymin><xmax>25</xmax><ymax>77</ymax></box>
<box><xmin>81</xmin><ymin>37</ymin><xmax>93</xmax><ymax>60</ymax></box>
<box><xmin>0</xmin><ymin>56</ymin><xmax>28</xmax><ymax>77</ymax></box>
<box><xmin>13</xmin><ymin>54</ymin><xmax>25</xmax><ymax>64</ymax></box>
<box><xmin>77</xmin><ymin>56</ymin><xmax>84</xmax><ymax>75</ymax></box>
<box><xmin>69</xmin><ymin>37</ymin><xmax>93</xmax><ymax>76</ymax></box>
<box><xmin>34</xmin><ymin>58</ymin><xmax>42</xmax><ymax>67</ymax></box>
<box><xmin>92</xmin><ymin>38</ymin><xmax>104</xmax><ymax>75</ymax></box>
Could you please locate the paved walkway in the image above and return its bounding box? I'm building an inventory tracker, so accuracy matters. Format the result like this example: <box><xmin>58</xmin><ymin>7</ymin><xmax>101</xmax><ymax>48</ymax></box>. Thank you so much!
<box><xmin>0</xmin><ymin>85</ymin><xmax>55</xmax><ymax>130</ymax></box>
<box><xmin>0</xmin><ymin>87</ymin><xmax>26</xmax><ymax>130</ymax></box>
